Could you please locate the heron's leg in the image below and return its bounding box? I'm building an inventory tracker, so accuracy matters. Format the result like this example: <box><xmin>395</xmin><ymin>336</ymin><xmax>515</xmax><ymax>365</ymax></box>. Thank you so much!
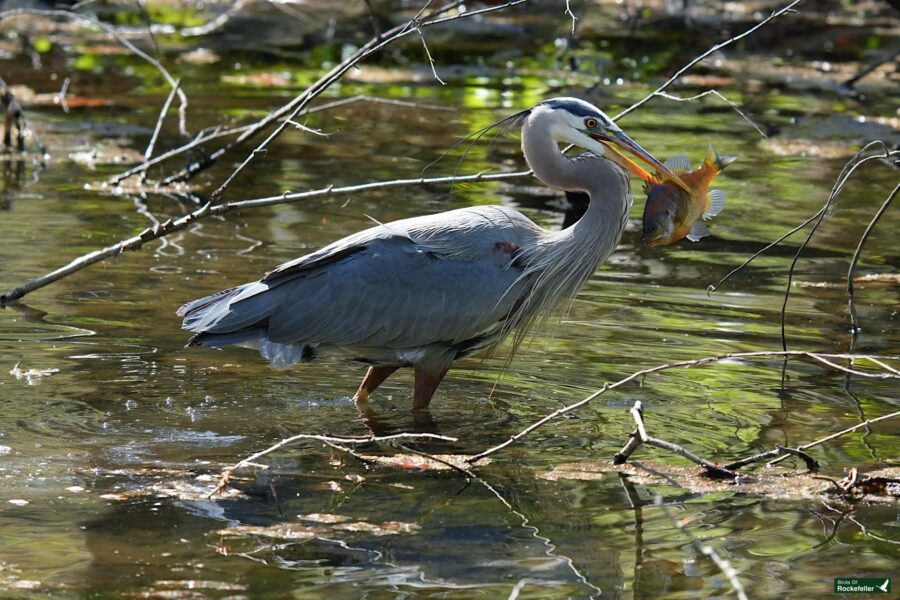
<box><xmin>413</xmin><ymin>367</ymin><xmax>449</xmax><ymax>410</ymax></box>
<box><xmin>353</xmin><ymin>366</ymin><xmax>397</xmax><ymax>403</ymax></box>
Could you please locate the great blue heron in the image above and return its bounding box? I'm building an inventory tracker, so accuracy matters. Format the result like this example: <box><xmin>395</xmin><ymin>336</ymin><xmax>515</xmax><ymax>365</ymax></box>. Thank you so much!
<box><xmin>179</xmin><ymin>97</ymin><xmax>681</xmax><ymax>409</ymax></box>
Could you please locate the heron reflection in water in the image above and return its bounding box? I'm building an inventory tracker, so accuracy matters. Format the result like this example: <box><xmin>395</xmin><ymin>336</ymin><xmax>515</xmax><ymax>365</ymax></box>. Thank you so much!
<box><xmin>179</xmin><ymin>98</ymin><xmax>683</xmax><ymax>409</ymax></box>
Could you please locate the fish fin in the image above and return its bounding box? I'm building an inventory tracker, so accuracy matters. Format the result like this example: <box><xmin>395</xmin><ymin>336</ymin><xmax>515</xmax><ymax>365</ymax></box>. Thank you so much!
<box><xmin>663</xmin><ymin>154</ymin><xmax>692</xmax><ymax>173</ymax></box>
<box><xmin>703</xmin><ymin>189</ymin><xmax>725</xmax><ymax>219</ymax></box>
<box><xmin>686</xmin><ymin>221</ymin><xmax>710</xmax><ymax>242</ymax></box>
<box><xmin>705</xmin><ymin>141</ymin><xmax>737</xmax><ymax>172</ymax></box>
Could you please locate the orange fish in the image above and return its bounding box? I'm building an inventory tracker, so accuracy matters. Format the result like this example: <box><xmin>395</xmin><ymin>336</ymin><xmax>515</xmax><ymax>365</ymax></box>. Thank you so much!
<box><xmin>640</xmin><ymin>143</ymin><xmax>736</xmax><ymax>247</ymax></box>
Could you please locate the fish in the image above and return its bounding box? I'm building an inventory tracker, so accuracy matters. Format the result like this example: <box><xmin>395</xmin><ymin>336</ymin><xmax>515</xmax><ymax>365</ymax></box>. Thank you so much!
<box><xmin>641</xmin><ymin>143</ymin><xmax>736</xmax><ymax>247</ymax></box>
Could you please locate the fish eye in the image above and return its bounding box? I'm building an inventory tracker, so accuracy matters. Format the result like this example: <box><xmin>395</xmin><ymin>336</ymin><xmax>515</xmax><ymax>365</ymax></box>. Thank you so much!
<box><xmin>584</xmin><ymin>117</ymin><xmax>598</xmax><ymax>129</ymax></box>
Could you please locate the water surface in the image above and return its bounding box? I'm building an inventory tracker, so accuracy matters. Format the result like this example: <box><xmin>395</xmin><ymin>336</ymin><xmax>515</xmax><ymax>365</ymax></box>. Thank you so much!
<box><xmin>1</xmin><ymin>3</ymin><xmax>898</xmax><ymax>598</ymax></box>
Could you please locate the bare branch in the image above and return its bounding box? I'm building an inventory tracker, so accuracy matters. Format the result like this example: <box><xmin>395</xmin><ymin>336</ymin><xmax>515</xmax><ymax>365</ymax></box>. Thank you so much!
<box><xmin>109</xmin><ymin>95</ymin><xmax>451</xmax><ymax>184</ymax></box>
<box><xmin>180</xmin><ymin>0</ymin><xmax>247</xmax><ymax>37</ymax></box>
<box><xmin>1</xmin><ymin>0</ymin><xmax>802</xmax><ymax>299</ymax></box>
<box><xmin>284</xmin><ymin>119</ymin><xmax>333</xmax><ymax>137</ymax></box>
<box><xmin>846</xmin><ymin>514</ymin><xmax>900</xmax><ymax>545</ymax></box>
<box><xmin>707</xmin><ymin>209</ymin><xmax>822</xmax><ymax>294</ymax></box>
<box><xmin>778</xmin><ymin>143</ymin><xmax>895</xmax><ymax>351</ymax></box>
<box><xmin>467</xmin><ymin>351</ymin><xmax>899</xmax><ymax>464</ymax></box>
<box><xmin>417</xmin><ymin>28</ymin><xmax>446</xmax><ymax>85</ymax></box>
<box><xmin>141</xmin><ymin>79</ymin><xmax>180</xmax><ymax>183</ymax></box>
<box><xmin>362</xmin><ymin>0</ymin><xmax>381</xmax><ymax>37</ymax></box>
<box><xmin>564</xmin><ymin>0</ymin><xmax>577</xmax><ymax>36</ymax></box>
<box><xmin>204</xmin><ymin>0</ymin><xmax>525</xmax><ymax>202</ymax></box>
<box><xmin>847</xmin><ymin>183</ymin><xmax>898</xmax><ymax>336</ymax></box>
<box><xmin>724</xmin><ymin>409</ymin><xmax>900</xmax><ymax>470</ymax></box>
<box><xmin>211</xmin><ymin>431</ymin><xmax>457</xmax><ymax>496</ymax></box>
<box><xmin>55</xmin><ymin>77</ymin><xmax>71</xmax><ymax>114</ymax></box>
<box><xmin>614</xmin><ymin>401</ymin><xmax>738</xmax><ymax>479</ymax></box>
<box><xmin>655</xmin><ymin>90</ymin><xmax>767</xmax><ymax>138</ymax></box>
<box><xmin>0</xmin><ymin>169</ymin><xmax>530</xmax><ymax>305</ymax></box>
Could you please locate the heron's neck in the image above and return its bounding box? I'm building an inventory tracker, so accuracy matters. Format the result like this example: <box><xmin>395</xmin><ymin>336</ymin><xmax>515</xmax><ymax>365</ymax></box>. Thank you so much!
<box><xmin>499</xmin><ymin>115</ymin><xmax>631</xmax><ymax>350</ymax></box>
<box><xmin>520</xmin><ymin>116</ymin><xmax>630</xmax><ymax>255</ymax></box>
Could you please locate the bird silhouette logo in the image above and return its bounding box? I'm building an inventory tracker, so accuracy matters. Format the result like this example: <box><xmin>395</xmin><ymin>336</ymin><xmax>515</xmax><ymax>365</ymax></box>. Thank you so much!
<box><xmin>877</xmin><ymin>579</ymin><xmax>890</xmax><ymax>593</ymax></box>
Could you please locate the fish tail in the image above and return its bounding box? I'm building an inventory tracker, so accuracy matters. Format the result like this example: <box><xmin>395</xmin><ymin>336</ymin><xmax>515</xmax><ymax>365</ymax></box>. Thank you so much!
<box><xmin>705</xmin><ymin>141</ymin><xmax>737</xmax><ymax>173</ymax></box>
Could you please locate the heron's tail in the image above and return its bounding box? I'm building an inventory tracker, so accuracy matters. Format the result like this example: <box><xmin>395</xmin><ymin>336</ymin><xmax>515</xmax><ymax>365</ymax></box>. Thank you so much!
<box><xmin>177</xmin><ymin>282</ymin><xmax>311</xmax><ymax>368</ymax></box>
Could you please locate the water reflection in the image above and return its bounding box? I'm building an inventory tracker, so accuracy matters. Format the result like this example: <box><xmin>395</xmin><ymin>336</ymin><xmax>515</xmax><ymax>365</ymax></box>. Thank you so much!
<box><xmin>1</xmin><ymin>159</ymin><xmax>24</xmax><ymax>210</ymax></box>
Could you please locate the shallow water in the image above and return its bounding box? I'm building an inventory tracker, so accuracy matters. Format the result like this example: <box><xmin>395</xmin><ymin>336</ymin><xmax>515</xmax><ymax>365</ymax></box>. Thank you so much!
<box><xmin>1</xmin><ymin>3</ymin><xmax>899</xmax><ymax>598</ymax></box>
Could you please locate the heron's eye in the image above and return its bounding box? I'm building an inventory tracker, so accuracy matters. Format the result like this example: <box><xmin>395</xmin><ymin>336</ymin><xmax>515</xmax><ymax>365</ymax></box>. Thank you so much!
<box><xmin>584</xmin><ymin>117</ymin><xmax>599</xmax><ymax>129</ymax></box>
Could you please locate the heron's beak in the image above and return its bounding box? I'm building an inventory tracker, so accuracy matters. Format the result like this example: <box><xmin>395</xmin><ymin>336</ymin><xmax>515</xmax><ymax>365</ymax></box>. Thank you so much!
<box><xmin>589</xmin><ymin>130</ymin><xmax>691</xmax><ymax>193</ymax></box>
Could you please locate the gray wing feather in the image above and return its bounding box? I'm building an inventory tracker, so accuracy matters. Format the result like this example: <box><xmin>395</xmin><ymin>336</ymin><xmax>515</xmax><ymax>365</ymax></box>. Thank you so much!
<box><xmin>180</xmin><ymin>205</ymin><xmax>542</xmax><ymax>360</ymax></box>
<box><xmin>264</xmin><ymin>237</ymin><xmax>523</xmax><ymax>348</ymax></box>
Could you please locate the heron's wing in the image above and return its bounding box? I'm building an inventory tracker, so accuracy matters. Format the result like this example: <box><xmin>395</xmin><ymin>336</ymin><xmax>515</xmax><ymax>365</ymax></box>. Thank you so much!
<box><xmin>181</xmin><ymin>205</ymin><xmax>540</xmax><ymax>354</ymax></box>
<box><xmin>263</xmin><ymin>227</ymin><xmax>398</xmax><ymax>283</ymax></box>
<box><xmin>263</xmin><ymin>205</ymin><xmax>539</xmax><ymax>283</ymax></box>
<box><xmin>263</xmin><ymin>235</ymin><xmax>524</xmax><ymax>348</ymax></box>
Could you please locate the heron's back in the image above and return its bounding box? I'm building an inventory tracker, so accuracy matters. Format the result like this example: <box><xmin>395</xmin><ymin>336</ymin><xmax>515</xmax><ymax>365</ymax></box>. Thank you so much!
<box><xmin>179</xmin><ymin>205</ymin><xmax>543</xmax><ymax>370</ymax></box>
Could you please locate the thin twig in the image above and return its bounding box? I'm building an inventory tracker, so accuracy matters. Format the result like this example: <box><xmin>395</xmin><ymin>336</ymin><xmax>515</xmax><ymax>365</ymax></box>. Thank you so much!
<box><xmin>110</xmin><ymin>123</ymin><xmax>257</xmax><ymax>185</ymax></box>
<box><xmin>109</xmin><ymin>95</ymin><xmax>451</xmax><ymax>184</ymax></box>
<box><xmin>210</xmin><ymin>431</ymin><xmax>456</xmax><ymax>496</ymax></box>
<box><xmin>417</xmin><ymin>28</ymin><xmax>446</xmax><ymax>85</ymax></box>
<box><xmin>846</xmin><ymin>514</ymin><xmax>900</xmax><ymax>545</ymax></box>
<box><xmin>55</xmin><ymin>77</ymin><xmax>70</xmax><ymax>114</ymax></box>
<box><xmin>564</xmin><ymin>0</ymin><xmax>577</xmax><ymax>35</ymax></box>
<box><xmin>131</xmin><ymin>0</ymin><xmax>160</xmax><ymax>58</ymax></box>
<box><xmin>847</xmin><ymin>183</ymin><xmax>898</xmax><ymax>336</ymax></box>
<box><xmin>180</xmin><ymin>0</ymin><xmax>247</xmax><ymax>37</ymax></box>
<box><xmin>141</xmin><ymin>79</ymin><xmax>180</xmax><ymax>183</ymax></box>
<box><xmin>707</xmin><ymin>209</ymin><xmax>822</xmax><ymax>294</ymax></box>
<box><xmin>613</xmin><ymin>0</ymin><xmax>801</xmax><ymax>121</ymax></box>
<box><xmin>362</xmin><ymin>0</ymin><xmax>381</xmax><ymax>37</ymax></box>
<box><xmin>655</xmin><ymin>90</ymin><xmax>767</xmax><ymax>138</ymax></box>
<box><xmin>466</xmin><ymin>351</ymin><xmax>899</xmax><ymax>465</ymax></box>
<box><xmin>724</xmin><ymin>410</ymin><xmax>900</xmax><ymax>470</ymax></box>
<box><xmin>204</xmin><ymin>0</ymin><xmax>525</xmax><ymax>201</ymax></box>
<box><xmin>779</xmin><ymin>143</ymin><xmax>893</xmax><ymax>351</ymax></box>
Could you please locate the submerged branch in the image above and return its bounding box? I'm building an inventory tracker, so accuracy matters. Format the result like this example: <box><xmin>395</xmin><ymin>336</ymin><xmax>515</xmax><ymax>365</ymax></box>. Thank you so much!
<box><xmin>467</xmin><ymin>350</ymin><xmax>899</xmax><ymax>464</ymax></box>
<box><xmin>211</xmin><ymin>431</ymin><xmax>457</xmax><ymax>496</ymax></box>
<box><xmin>614</xmin><ymin>401</ymin><xmax>738</xmax><ymax>479</ymax></box>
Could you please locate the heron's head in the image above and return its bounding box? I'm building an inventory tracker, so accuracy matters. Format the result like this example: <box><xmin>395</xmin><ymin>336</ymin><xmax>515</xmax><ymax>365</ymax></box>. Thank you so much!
<box><xmin>532</xmin><ymin>97</ymin><xmax>688</xmax><ymax>190</ymax></box>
